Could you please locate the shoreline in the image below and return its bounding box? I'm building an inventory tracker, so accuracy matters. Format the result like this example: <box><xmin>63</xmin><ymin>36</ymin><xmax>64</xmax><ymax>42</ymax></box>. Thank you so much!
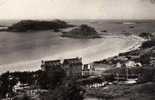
<box><xmin>0</xmin><ymin>34</ymin><xmax>144</xmax><ymax>75</ymax></box>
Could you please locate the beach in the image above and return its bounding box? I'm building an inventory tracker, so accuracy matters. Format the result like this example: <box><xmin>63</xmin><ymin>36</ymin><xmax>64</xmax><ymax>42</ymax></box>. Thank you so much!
<box><xmin>0</xmin><ymin>33</ymin><xmax>144</xmax><ymax>74</ymax></box>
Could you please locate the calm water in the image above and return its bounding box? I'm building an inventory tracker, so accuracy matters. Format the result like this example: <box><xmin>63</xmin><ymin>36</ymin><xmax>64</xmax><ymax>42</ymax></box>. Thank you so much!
<box><xmin>0</xmin><ymin>20</ymin><xmax>153</xmax><ymax>74</ymax></box>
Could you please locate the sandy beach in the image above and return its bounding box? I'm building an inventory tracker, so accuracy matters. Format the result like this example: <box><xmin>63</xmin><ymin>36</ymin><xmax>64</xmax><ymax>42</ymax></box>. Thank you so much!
<box><xmin>0</xmin><ymin>34</ymin><xmax>144</xmax><ymax>74</ymax></box>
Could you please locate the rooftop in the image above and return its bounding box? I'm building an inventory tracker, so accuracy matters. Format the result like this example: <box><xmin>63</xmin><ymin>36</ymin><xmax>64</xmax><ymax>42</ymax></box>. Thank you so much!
<box><xmin>63</xmin><ymin>57</ymin><xmax>82</xmax><ymax>65</ymax></box>
<box><xmin>43</xmin><ymin>60</ymin><xmax>61</xmax><ymax>66</ymax></box>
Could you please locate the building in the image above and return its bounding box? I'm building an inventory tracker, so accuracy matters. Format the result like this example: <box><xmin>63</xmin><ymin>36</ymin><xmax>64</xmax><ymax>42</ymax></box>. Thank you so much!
<box><xmin>41</xmin><ymin>57</ymin><xmax>83</xmax><ymax>77</ymax></box>
<box><xmin>82</xmin><ymin>64</ymin><xmax>95</xmax><ymax>76</ymax></box>
<box><xmin>63</xmin><ymin>57</ymin><xmax>82</xmax><ymax>77</ymax></box>
<box><xmin>83</xmin><ymin>64</ymin><xmax>91</xmax><ymax>71</ymax></box>
<box><xmin>87</xmin><ymin>61</ymin><xmax>115</xmax><ymax>76</ymax></box>
<box><xmin>114</xmin><ymin>60</ymin><xmax>141</xmax><ymax>81</ymax></box>
<box><xmin>41</xmin><ymin>60</ymin><xmax>61</xmax><ymax>71</ymax></box>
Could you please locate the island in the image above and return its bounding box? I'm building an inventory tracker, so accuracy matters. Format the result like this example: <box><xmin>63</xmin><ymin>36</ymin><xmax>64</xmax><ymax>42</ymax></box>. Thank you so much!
<box><xmin>61</xmin><ymin>24</ymin><xmax>101</xmax><ymax>39</ymax></box>
<box><xmin>7</xmin><ymin>19</ymin><xmax>74</xmax><ymax>32</ymax></box>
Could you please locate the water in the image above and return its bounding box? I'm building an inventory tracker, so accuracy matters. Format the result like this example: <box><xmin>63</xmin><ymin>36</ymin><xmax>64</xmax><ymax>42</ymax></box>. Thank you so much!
<box><xmin>0</xmin><ymin>20</ymin><xmax>151</xmax><ymax>74</ymax></box>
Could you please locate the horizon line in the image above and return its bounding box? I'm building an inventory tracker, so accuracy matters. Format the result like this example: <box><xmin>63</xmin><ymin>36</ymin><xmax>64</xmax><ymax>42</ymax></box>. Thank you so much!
<box><xmin>1</xmin><ymin>18</ymin><xmax>155</xmax><ymax>21</ymax></box>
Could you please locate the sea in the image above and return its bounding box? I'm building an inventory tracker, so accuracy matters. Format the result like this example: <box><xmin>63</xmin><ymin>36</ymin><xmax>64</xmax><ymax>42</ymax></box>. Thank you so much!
<box><xmin>0</xmin><ymin>19</ymin><xmax>154</xmax><ymax>74</ymax></box>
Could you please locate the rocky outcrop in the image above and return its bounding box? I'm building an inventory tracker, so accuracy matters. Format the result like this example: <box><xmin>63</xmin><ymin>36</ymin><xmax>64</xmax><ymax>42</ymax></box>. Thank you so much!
<box><xmin>7</xmin><ymin>20</ymin><xmax>74</xmax><ymax>32</ymax></box>
<box><xmin>61</xmin><ymin>24</ymin><xmax>100</xmax><ymax>39</ymax></box>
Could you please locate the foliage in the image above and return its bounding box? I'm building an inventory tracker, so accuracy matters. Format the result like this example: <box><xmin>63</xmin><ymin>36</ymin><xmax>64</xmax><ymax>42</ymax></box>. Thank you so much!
<box><xmin>139</xmin><ymin>53</ymin><xmax>151</xmax><ymax>65</ymax></box>
<box><xmin>139</xmin><ymin>32</ymin><xmax>153</xmax><ymax>39</ymax></box>
<box><xmin>0</xmin><ymin>71</ymin><xmax>16</xmax><ymax>98</ymax></box>
<box><xmin>13</xmin><ymin>94</ymin><xmax>32</xmax><ymax>100</ymax></box>
<box><xmin>138</xmin><ymin>67</ymin><xmax>155</xmax><ymax>83</ymax></box>
<box><xmin>141</xmin><ymin>39</ymin><xmax>155</xmax><ymax>48</ymax></box>
<box><xmin>38</xmin><ymin>66</ymin><xmax>66</xmax><ymax>89</ymax></box>
<box><xmin>0</xmin><ymin>71</ymin><xmax>37</xmax><ymax>98</ymax></box>
<box><xmin>62</xmin><ymin>24</ymin><xmax>100</xmax><ymax>38</ymax></box>
<box><xmin>8</xmin><ymin>20</ymin><xmax>73</xmax><ymax>32</ymax></box>
<box><xmin>48</xmin><ymin>78</ymin><xmax>85</xmax><ymax>100</ymax></box>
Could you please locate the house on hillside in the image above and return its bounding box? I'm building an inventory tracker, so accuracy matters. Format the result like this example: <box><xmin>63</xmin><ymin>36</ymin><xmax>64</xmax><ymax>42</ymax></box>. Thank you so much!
<box><xmin>114</xmin><ymin>60</ymin><xmax>141</xmax><ymax>82</ymax></box>
<box><xmin>83</xmin><ymin>64</ymin><xmax>91</xmax><ymax>71</ymax></box>
<box><xmin>82</xmin><ymin>64</ymin><xmax>95</xmax><ymax>76</ymax></box>
<box><xmin>63</xmin><ymin>57</ymin><xmax>82</xmax><ymax>77</ymax></box>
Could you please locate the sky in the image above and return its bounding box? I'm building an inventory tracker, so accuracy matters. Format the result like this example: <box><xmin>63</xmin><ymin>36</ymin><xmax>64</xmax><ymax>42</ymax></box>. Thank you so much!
<box><xmin>0</xmin><ymin>0</ymin><xmax>155</xmax><ymax>19</ymax></box>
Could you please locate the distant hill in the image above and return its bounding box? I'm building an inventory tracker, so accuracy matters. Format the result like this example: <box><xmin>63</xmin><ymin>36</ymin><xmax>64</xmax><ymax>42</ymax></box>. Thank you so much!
<box><xmin>7</xmin><ymin>20</ymin><xmax>74</xmax><ymax>32</ymax></box>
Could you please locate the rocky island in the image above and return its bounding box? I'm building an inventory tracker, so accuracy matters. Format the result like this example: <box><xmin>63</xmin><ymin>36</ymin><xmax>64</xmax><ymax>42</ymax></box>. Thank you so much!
<box><xmin>61</xmin><ymin>24</ymin><xmax>100</xmax><ymax>39</ymax></box>
<box><xmin>7</xmin><ymin>19</ymin><xmax>74</xmax><ymax>32</ymax></box>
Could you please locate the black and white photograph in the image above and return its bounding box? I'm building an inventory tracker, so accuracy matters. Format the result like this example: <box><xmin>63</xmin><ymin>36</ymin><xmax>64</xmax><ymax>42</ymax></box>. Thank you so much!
<box><xmin>0</xmin><ymin>0</ymin><xmax>155</xmax><ymax>100</ymax></box>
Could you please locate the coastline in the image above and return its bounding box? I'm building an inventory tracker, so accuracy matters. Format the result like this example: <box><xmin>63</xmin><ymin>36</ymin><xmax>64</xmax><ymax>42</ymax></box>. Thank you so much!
<box><xmin>0</xmin><ymin>34</ymin><xmax>144</xmax><ymax>75</ymax></box>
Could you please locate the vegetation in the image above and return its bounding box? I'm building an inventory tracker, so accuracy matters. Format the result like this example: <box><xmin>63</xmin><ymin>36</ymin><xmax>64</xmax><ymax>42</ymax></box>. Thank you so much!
<box><xmin>0</xmin><ymin>72</ymin><xmax>13</xmax><ymax>98</ymax></box>
<box><xmin>46</xmin><ymin>79</ymin><xmax>85</xmax><ymax>100</ymax></box>
<box><xmin>141</xmin><ymin>39</ymin><xmax>155</xmax><ymax>48</ymax></box>
<box><xmin>38</xmin><ymin>66</ymin><xmax>66</xmax><ymax>89</ymax></box>
<box><xmin>139</xmin><ymin>32</ymin><xmax>153</xmax><ymax>39</ymax></box>
<box><xmin>13</xmin><ymin>94</ymin><xmax>32</xmax><ymax>100</ymax></box>
<box><xmin>62</xmin><ymin>24</ymin><xmax>100</xmax><ymax>38</ymax></box>
<box><xmin>139</xmin><ymin>53</ymin><xmax>151</xmax><ymax>65</ymax></box>
<box><xmin>0</xmin><ymin>71</ymin><xmax>37</xmax><ymax>98</ymax></box>
<box><xmin>8</xmin><ymin>19</ymin><xmax>73</xmax><ymax>32</ymax></box>
<box><xmin>138</xmin><ymin>67</ymin><xmax>155</xmax><ymax>83</ymax></box>
<box><xmin>86</xmin><ymin>82</ymin><xmax>155</xmax><ymax>100</ymax></box>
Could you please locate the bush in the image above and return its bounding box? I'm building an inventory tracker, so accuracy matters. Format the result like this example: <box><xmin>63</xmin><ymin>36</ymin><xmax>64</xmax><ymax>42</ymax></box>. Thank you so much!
<box><xmin>141</xmin><ymin>39</ymin><xmax>155</xmax><ymax>48</ymax></box>
<box><xmin>138</xmin><ymin>67</ymin><xmax>155</xmax><ymax>83</ymax></box>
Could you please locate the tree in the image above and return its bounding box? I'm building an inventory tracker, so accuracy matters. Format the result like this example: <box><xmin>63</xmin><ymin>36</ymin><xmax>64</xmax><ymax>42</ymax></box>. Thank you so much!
<box><xmin>49</xmin><ymin>78</ymin><xmax>85</xmax><ymax>100</ymax></box>
<box><xmin>38</xmin><ymin>66</ymin><xmax>66</xmax><ymax>89</ymax></box>
<box><xmin>0</xmin><ymin>71</ymin><xmax>11</xmax><ymax>98</ymax></box>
